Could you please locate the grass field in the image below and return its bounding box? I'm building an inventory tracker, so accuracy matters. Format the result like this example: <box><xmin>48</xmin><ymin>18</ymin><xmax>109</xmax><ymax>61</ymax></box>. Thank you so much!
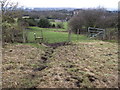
<box><xmin>27</xmin><ymin>27</ymin><xmax>92</xmax><ymax>43</ymax></box>
<box><xmin>29</xmin><ymin>27</ymin><xmax>66</xmax><ymax>31</ymax></box>
<box><xmin>51</xmin><ymin>21</ymin><xmax>68</xmax><ymax>30</ymax></box>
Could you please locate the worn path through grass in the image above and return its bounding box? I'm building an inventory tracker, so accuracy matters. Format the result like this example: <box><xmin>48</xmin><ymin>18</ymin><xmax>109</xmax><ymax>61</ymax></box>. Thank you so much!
<box><xmin>2</xmin><ymin>41</ymin><xmax>118</xmax><ymax>88</ymax></box>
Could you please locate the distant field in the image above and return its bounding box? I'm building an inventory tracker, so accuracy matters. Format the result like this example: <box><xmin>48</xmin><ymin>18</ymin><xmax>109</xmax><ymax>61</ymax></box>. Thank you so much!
<box><xmin>51</xmin><ymin>21</ymin><xmax>68</xmax><ymax>30</ymax></box>
<box><xmin>29</xmin><ymin>27</ymin><xmax>65</xmax><ymax>31</ymax></box>
<box><xmin>27</xmin><ymin>27</ymin><xmax>91</xmax><ymax>43</ymax></box>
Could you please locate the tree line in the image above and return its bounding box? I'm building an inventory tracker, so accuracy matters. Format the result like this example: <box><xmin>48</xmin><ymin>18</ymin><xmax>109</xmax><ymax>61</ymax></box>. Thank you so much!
<box><xmin>1</xmin><ymin>0</ymin><xmax>118</xmax><ymax>45</ymax></box>
<box><xmin>68</xmin><ymin>8</ymin><xmax>118</xmax><ymax>40</ymax></box>
<box><xmin>1</xmin><ymin>0</ymin><xmax>65</xmax><ymax>45</ymax></box>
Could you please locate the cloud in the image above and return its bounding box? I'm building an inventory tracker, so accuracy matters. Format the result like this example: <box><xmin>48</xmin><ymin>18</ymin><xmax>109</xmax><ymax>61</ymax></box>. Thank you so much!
<box><xmin>11</xmin><ymin>0</ymin><xmax>119</xmax><ymax>9</ymax></box>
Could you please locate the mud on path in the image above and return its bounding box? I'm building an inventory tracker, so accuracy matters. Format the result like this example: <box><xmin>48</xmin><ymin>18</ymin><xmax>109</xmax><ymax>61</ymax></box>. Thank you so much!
<box><xmin>2</xmin><ymin>41</ymin><xmax>118</xmax><ymax>88</ymax></box>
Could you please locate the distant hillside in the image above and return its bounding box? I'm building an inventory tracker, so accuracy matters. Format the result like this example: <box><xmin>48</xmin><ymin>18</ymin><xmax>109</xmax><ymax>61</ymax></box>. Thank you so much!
<box><xmin>24</xmin><ymin>7</ymin><xmax>118</xmax><ymax>12</ymax></box>
<box><xmin>25</xmin><ymin>7</ymin><xmax>77</xmax><ymax>11</ymax></box>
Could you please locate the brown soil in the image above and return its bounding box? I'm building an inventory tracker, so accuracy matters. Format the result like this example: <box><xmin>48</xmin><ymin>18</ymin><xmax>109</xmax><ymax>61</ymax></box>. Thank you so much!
<box><xmin>2</xmin><ymin>41</ymin><xmax>118</xmax><ymax>88</ymax></box>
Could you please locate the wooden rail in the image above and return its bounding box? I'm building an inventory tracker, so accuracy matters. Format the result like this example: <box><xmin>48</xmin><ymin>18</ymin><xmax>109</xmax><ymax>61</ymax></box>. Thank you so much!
<box><xmin>88</xmin><ymin>27</ymin><xmax>105</xmax><ymax>39</ymax></box>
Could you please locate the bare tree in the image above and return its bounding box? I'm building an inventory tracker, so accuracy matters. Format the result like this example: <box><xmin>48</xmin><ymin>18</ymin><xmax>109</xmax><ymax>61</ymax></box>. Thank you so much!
<box><xmin>69</xmin><ymin>8</ymin><xmax>118</xmax><ymax>40</ymax></box>
<box><xmin>1</xmin><ymin>0</ymin><xmax>18</xmax><ymax>14</ymax></box>
<box><xmin>0</xmin><ymin>0</ymin><xmax>25</xmax><ymax>44</ymax></box>
<box><xmin>69</xmin><ymin>15</ymin><xmax>84</xmax><ymax>33</ymax></box>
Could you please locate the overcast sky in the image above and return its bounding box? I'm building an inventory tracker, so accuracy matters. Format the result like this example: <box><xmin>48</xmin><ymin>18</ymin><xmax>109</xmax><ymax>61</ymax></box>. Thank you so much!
<box><xmin>11</xmin><ymin>0</ymin><xmax>119</xmax><ymax>10</ymax></box>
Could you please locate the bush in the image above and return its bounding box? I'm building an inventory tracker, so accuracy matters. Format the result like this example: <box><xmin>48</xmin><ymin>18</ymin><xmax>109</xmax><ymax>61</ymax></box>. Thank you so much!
<box><xmin>38</xmin><ymin>18</ymin><xmax>51</xmax><ymax>28</ymax></box>
<box><xmin>56</xmin><ymin>23</ymin><xmax>64</xmax><ymax>28</ymax></box>
<box><xmin>18</xmin><ymin>18</ymin><xmax>37</xmax><ymax>26</ymax></box>
<box><xmin>26</xmin><ymin>18</ymin><xmax>37</xmax><ymax>26</ymax></box>
<box><xmin>69</xmin><ymin>16</ymin><xmax>83</xmax><ymax>33</ymax></box>
<box><xmin>2</xmin><ymin>22</ymin><xmax>24</xmax><ymax>43</ymax></box>
<box><xmin>52</xmin><ymin>24</ymin><xmax>56</xmax><ymax>28</ymax></box>
<box><xmin>69</xmin><ymin>8</ymin><xmax>118</xmax><ymax>36</ymax></box>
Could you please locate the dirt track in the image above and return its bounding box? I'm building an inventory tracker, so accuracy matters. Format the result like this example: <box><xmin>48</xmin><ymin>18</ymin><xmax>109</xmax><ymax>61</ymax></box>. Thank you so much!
<box><xmin>2</xmin><ymin>41</ymin><xmax>118</xmax><ymax>88</ymax></box>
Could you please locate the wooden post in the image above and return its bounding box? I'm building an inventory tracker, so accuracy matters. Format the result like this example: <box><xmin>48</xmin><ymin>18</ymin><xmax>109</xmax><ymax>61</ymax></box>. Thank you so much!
<box><xmin>34</xmin><ymin>32</ymin><xmax>43</xmax><ymax>44</ymax></box>
<box><xmin>41</xmin><ymin>30</ymin><xmax>43</xmax><ymax>43</ymax></box>
<box><xmin>68</xmin><ymin>29</ymin><xmax>72</xmax><ymax>42</ymax></box>
<box><xmin>103</xmin><ymin>29</ymin><xmax>106</xmax><ymax>40</ymax></box>
<box><xmin>22</xmin><ymin>28</ymin><xmax>26</xmax><ymax>43</ymax></box>
<box><xmin>88</xmin><ymin>27</ymin><xmax>90</xmax><ymax>37</ymax></box>
<box><xmin>77</xmin><ymin>29</ymin><xmax>79</xmax><ymax>41</ymax></box>
<box><xmin>34</xmin><ymin>33</ymin><xmax>37</xmax><ymax>43</ymax></box>
<box><xmin>11</xmin><ymin>29</ymin><xmax>15</xmax><ymax>43</ymax></box>
<box><xmin>25</xmin><ymin>28</ymin><xmax>28</xmax><ymax>43</ymax></box>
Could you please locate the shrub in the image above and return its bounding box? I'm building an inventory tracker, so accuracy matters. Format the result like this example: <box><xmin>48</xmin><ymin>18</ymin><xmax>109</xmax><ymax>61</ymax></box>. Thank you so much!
<box><xmin>26</xmin><ymin>18</ymin><xmax>37</xmax><ymax>26</ymax></box>
<box><xmin>52</xmin><ymin>24</ymin><xmax>56</xmax><ymax>28</ymax></box>
<box><xmin>69</xmin><ymin>8</ymin><xmax>118</xmax><ymax>37</ymax></box>
<box><xmin>38</xmin><ymin>18</ymin><xmax>51</xmax><ymax>28</ymax></box>
<box><xmin>18</xmin><ymin>18</ymin><xmax>37</xmax><ymax>26</ymax></box>
<box><xmin>56</xmin><ymin>23</ymin><xmax>64</xmax><ymax>28</ymax></box>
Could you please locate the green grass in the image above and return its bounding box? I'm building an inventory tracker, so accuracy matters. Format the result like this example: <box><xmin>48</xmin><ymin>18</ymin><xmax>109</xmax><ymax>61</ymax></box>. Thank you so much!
<box><xmin>63</xmin><ymin>22</ymin><xmax>68</xmax><ymax>30</ymax></box>
<box><xmin>51</xmin><ymin>21</ymin><xmax>68</xmax><ymax>30</ymax></box>
<box><xmin>29</xmin><ymin>26</ymin><xmax>65</xmax><ymax>31</ymax></box>
<box><xmin>27</xmin><ymin>27</ymin><xmax>94</xmax><ymax>44</ymax></box>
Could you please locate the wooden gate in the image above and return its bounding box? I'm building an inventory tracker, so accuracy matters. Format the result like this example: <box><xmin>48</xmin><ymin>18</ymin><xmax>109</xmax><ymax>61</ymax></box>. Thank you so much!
<box><xmin>88</xmin><ymin>27</ymin><xmax>105</xmax><ymax>39</ymax></box>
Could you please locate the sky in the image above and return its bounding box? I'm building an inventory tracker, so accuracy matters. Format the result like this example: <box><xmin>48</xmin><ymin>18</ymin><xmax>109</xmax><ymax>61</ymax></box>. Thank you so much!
<box><xmin>11</xmin><ymin>0</ymin><xmax>119</xmax><ymax>10</ymax></box>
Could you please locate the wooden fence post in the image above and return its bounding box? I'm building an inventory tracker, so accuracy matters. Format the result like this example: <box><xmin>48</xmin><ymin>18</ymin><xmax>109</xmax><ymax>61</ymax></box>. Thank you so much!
<box><xmin>68</xmin><ymin>29</ymin><xmax>72</xmax><ymax>42</ymax></box>
<box><xmin>41</xmin><ymin>30</ymin><xmax>43</xmax><ymax>43</ymax></box>
<box><xmin>103</xmin><ymin>29</ymin><xmax>106</xmax><ymax>40</ymax></box>
<box><xmin>22</xmin><ymin>28</ymin><xmax>26</xmax><ymax>43</ymax></box>
<box><xmin>77</xmin><ymin>29</ymin><xmax>79</xmax><ymax>40</ymax></box>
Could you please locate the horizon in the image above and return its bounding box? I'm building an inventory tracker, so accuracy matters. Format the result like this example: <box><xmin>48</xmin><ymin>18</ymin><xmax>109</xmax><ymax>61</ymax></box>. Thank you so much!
<box><xmin>11</xmin><ymin>0</ymin><xmax>119</xmax><ymax>11</ymax></box>
<box><xmin>24</xmin><ymin>7</ymin><xmax>118</xmax><ymax>11</ymax></box>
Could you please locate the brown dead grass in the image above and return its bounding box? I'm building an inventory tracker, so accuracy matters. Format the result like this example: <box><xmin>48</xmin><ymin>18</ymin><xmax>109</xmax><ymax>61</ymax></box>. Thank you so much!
<box><xmin>2</xmin><ymin>44</ymin><xmax>44</xmax><ymax>88</ymax></box>
<box><xmin>47</xmin><ymin>41</ymin><xmax>118</xmax><ymax>88</ymax></box>
<box><xmin>2</xmin><ymin>41</ymin><xmax>118</xmax><ymax>88</ymax></box>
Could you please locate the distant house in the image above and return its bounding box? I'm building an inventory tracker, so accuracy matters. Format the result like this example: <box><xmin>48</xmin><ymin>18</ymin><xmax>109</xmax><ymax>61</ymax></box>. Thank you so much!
<box><xmin>34</xmin><ymin>19</ymin><xmax>40</xmax><ymax>22</ymax></box>
<box><xmin>54</xmin><ymin>19</ymin><xmax>62</xmax><ymax>22</ymax></box>
<box><xmin>73</xmin><ymin>9</ymin><xmax>84</xmax><ymax>16</ymax></box>
<box><xmin>54</xmin><ymin>19</ymin><xmax>66</xmax><ymax>22</ymax></box>
<box><xmin>22</xmin><ymin>15</ymin><xmax>30</xmax><ymax>19</ymax></box>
